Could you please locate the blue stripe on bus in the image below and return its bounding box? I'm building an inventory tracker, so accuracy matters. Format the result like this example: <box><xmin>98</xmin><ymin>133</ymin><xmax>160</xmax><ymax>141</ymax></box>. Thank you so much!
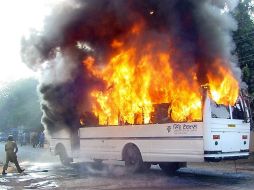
<box><xmin>78</xmin><ymin>136</ymin><xmax>203</xmax><ymax>140</ymax></box>
<box><xmin>51</xmin><ymin>136</ymin><xmax>203</xmax><ymax>140</ymax></box>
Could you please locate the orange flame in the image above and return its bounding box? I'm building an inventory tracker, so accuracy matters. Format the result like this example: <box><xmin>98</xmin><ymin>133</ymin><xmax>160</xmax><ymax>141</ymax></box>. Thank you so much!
<box><xmin>207</xmin><ymin>59</ymin><xmax>239</xmax><ymax>106</ymax></box>
<box><xmin>83</xmin><ymin>28</ymin><xmax>239</xmax><ymax>125</ymax></box>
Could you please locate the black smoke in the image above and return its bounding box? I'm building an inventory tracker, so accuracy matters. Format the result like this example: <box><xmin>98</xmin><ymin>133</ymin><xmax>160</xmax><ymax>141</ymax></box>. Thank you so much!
<box><xmin>21</xmin><ymin>0</ymin><xmax>241</xmax><ymax>133</ymax></box>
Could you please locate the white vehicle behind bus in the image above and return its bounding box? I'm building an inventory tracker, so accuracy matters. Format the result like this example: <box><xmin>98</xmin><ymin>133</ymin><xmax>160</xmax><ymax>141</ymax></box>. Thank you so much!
<box><xmin>50</xmin><ymin>89</ymin><xmax>252</xmax><ymax>174</ymax></box>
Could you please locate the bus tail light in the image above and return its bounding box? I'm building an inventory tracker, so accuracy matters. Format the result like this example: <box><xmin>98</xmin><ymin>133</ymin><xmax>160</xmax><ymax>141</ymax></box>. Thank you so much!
<box><xmin>213</xmin><ymin>135</ymin><xmax>220</xmax><ymax>140</ymax></box>
<box><xmin>242</xmin><ymin>135</ymin><xmax>248</xmax><ymax>140</ymax></box>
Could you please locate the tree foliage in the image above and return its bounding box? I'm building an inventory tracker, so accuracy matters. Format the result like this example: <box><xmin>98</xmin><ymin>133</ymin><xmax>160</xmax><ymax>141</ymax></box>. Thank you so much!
<box><xmin>0</xmin><ymin>79</ymin><xmax>42</xmax><ymax>132</ymax></box>
<box><xmin>233</xmin><ymin>0</ymin><xmax>254</xmax><ymax>96</ymax></box>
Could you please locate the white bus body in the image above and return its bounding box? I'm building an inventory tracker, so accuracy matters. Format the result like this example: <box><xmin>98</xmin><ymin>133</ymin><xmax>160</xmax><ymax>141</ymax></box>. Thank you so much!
<box><xmin>50</xmin><ymin>93</ymin><xmax>251</xmax><ymax>173</ymax></box>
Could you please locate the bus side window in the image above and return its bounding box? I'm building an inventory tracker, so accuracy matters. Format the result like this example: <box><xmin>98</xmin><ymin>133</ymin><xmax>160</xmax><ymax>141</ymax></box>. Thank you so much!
<box><xmin>232</xmin><ymin>101</ymin><xmax>244</xmax><ymax>120</ymax></box>
<box><xmin>80</xmin><ymin>112</ymin><xmax>99</xmax><ymax>127</ymax></box>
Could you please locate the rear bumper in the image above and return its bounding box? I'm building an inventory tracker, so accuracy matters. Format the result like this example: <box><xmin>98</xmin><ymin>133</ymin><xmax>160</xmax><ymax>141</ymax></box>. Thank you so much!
<box><xmin>204</xmin><ymin>150</ymin><xmax>249</xmax><ymax>162</ymax></box>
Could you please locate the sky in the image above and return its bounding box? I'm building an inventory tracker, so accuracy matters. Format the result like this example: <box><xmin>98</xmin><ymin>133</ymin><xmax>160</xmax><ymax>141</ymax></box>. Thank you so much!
<box><xmin>0</xmin><ymin>0</ymin><xmax>61</xmax><ymax>87</ymax></box>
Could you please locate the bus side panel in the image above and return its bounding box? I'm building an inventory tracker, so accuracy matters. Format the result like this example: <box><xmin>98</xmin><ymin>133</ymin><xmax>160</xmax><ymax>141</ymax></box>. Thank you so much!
<box><xmin>79</xmin><ymin>123</ymin><xmax>204</xmax><ymax>162</ymax></box>
<box><xmin>79</xmin><ymin>139</ymin><xmax>204</xmax><ymax>162</ymax></box>
<box><xmin>141</xmin><ymin>139</ymin><xmax>204</xmax><ymax>162</ymax></box>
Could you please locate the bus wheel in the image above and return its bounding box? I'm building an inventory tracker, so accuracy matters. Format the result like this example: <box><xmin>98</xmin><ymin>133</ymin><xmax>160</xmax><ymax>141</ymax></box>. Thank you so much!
<box><xmin>59</xmin><ymin>151</ymin><xmax>72</xmax><ymax>166</ymax></box>
<box><xmin>56</xmin><ymin>145</ymin><xmax>72</xmax><ymax>166</ymax></box>
<box><xmin>159</xmin><ymin>162</ymin><xmax>182</xmax><ymax>175</ymax></box>
<box><xmin>123</xmin><ymin>144</ymin><xmax>143</xmax><ymax>173</ymax></box>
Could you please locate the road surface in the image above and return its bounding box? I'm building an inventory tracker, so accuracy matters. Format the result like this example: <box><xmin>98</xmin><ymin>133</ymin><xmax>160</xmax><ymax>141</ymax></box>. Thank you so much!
<box><xmin>0</xmin><ymin>142</ymin><xmax>254</xmax><ymax>190</ymax></box>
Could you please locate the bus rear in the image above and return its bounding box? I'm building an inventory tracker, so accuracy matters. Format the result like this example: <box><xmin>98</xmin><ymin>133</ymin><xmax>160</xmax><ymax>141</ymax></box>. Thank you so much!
<box><xmin>203</xmin><ymin>92</ymin><xmax>251</xmax><ymax>161</ymax></box>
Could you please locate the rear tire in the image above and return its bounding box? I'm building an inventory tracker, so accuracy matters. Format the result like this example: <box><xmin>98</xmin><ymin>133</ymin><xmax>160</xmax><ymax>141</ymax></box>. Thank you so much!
<box><xmin>56</xmin><ymin>145</ymin><xmax>72</xmax><ymax>166</ymax></box>
<box><xmin>59</xmin><ymin>153</ymin><xmax>71</xmax><ymax>166</ymax></box>
<box><xmin>123</xmin><ymin>144</ymin><xmax>143</xmax><ymax>173</ymax></box>
<box><xmin>159</xmin><ymin>162</ymin><xmax>185</xmax><ymax>175</ymax></box>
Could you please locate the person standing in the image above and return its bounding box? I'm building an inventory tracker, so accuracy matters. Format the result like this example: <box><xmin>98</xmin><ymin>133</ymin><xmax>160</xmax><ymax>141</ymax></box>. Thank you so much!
<box><xmin>39</xmin><ymin>131</ymin><xmax>45</xmax><ymax>148</ymax></box>
<box><xmin>31</xmin><ymin>132</ymin><xmax>37</xmax><ymax>148</ymax></box>
<box><xmin>22</xmin><ymin>132</ymin><xmax>27</xmax><ymax>146</ymax></box>
<box><xmin>2</xmin><ymin>135</ymin><xmax>25</xmax><ymax>175</ymax></box>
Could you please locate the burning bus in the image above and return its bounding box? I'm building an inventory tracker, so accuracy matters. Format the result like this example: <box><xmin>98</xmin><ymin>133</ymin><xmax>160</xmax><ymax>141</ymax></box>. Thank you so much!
<box><xmin>50</xmin><ymin>86</ymin><xmax>251</xmax><ymax>173</ymax></box>
<box><xmin>21</xmin><ymin>0</ymin><xmax>252</xmax><ymax>174</ymax></box>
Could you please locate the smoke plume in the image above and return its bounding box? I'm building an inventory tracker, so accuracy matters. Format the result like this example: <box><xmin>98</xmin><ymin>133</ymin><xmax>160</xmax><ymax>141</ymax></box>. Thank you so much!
<box><xmin>21</xmin><ymin>0</ymin><xmax>241</xmax><ymax>133</ymax></box>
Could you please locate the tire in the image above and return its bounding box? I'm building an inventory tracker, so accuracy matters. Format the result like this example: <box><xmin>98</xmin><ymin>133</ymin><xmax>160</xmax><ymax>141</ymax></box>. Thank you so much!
<box><xmin>159</xmin><ymin>162</ymin><xmax>184</xmax><ymax>175</ymax></box>
<box><xmin>123</xmin><ymin>144</ymin><xmax>143</xmax><ymax>173</ymax></box>
<box><xmin>56</xmin><ymin>145</ymin><xmax>72</xmax><ymax>166</ymax></box>
<box><xmin>59</xmin><ymin>152</ymin><xmax>71</xmax><ymax>166</ymax></box>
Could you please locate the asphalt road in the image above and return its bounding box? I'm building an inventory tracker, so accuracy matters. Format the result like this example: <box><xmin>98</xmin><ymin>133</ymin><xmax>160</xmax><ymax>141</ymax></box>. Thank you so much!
<box><xmin>0</xmin><ymin>142</ymin><xmax>254</xmax><ymax>190</ymax></box>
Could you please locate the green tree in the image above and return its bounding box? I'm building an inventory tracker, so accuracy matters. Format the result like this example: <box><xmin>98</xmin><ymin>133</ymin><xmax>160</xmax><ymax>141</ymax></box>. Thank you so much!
<box><xmin>233</xmin><ymin>0</ymin><xmax>254</xmax><ymax>96</ymax></box>
<box><xmin>0</xmin><ymin>79</ymin><xmax>42</xmax><ymax>132</ymax></box>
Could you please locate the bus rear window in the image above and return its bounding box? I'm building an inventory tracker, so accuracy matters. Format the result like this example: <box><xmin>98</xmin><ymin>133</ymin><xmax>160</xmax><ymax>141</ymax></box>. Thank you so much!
<box><xmin>232</xmin><ymin>100</ymin><xmax>245</xmax><ymax>120</ymax></box>
<box><xmin>210</xmin><ymin>100</ymin><xmax>230</xmax><ymax>119</ymax></box>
